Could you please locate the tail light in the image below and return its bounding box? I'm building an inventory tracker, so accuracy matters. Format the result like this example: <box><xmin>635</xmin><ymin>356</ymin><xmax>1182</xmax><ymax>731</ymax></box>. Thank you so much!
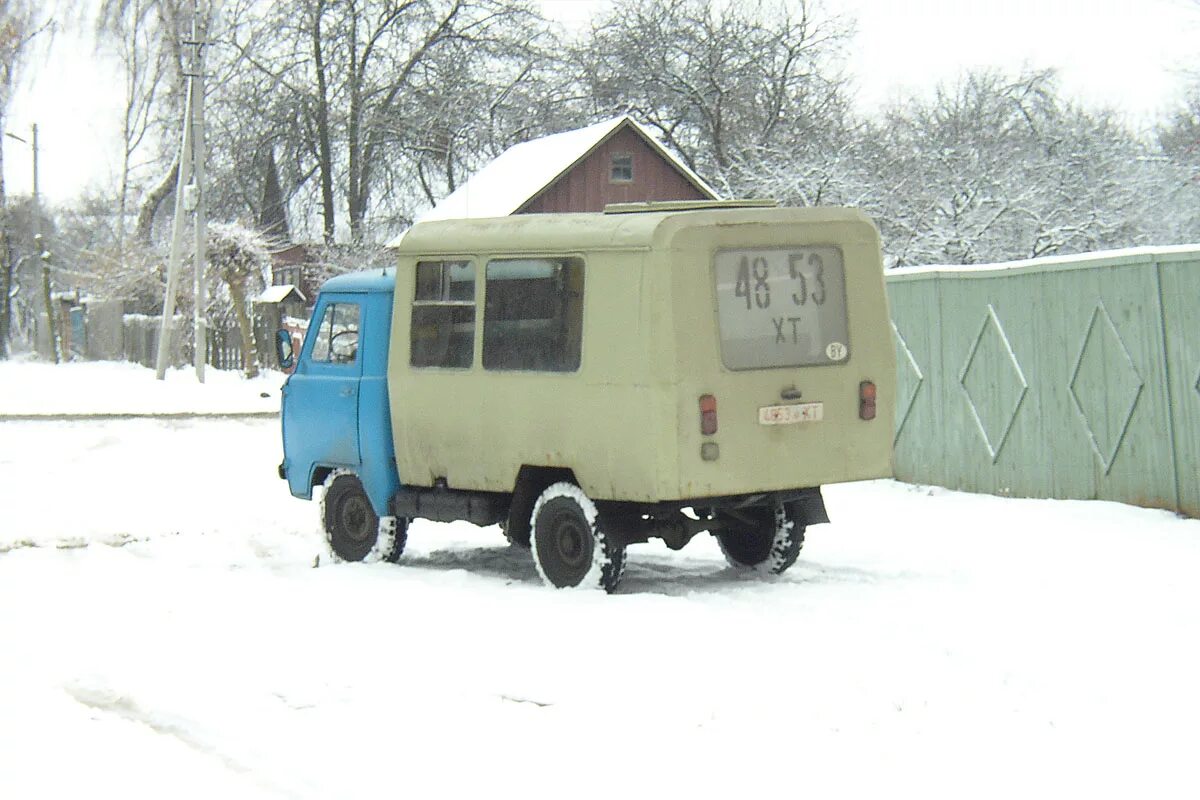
<box><xmin>859</xmin><ymin>381</ymin><xmax>877</xmax><ymax>421</ymax></box>
<box><xmin>699</xmin><ymin>394</ymin><xmax>718</xmax><ymax>435</ymax></box>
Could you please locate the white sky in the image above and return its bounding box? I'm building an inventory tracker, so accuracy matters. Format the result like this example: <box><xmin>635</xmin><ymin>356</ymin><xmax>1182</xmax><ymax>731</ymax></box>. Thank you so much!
<box><xmin>5</xmin><ymin>0</ymin><xmax>1198</xmax><ymax>205</ymax></box>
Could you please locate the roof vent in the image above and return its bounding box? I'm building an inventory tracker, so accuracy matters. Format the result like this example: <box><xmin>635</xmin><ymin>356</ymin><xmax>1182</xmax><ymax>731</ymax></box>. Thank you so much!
<box><xmin>603</xmin><ymin>199</ymin><xmax>778</xmax><ymax>215</ymax></box>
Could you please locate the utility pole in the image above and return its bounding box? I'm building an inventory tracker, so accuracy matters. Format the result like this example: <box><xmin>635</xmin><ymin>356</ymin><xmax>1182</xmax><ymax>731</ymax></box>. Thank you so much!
<box><xmin>30</xmin><ymin>124</ymin><xmax>58</xmax><ymax>363</ymax></box>
<box><xmin>3</xmin><ymin>123</ymin><xmax>54</xmax><ymax>361</ymax></box>
<box><xmin>191</xmin><ymin>12</ymin><xmax>208</xmax><ymax>383</ymax></box>
<box><xmin>156</xmin><ymin>0</ymin><xmax>209</xmax><ymax>382</ymax></box>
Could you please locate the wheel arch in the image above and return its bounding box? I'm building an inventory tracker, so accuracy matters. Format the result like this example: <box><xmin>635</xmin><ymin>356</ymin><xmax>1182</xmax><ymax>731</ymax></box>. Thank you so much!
<box><xmin>504</xmin><ymin>465</ymin><xmax>580</xmax><ymax>548</ymax></box>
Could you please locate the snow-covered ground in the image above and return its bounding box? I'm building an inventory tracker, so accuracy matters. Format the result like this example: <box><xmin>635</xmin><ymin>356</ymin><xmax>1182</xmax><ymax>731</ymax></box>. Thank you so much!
<box><xmin>2</xmin><ymin>363</ymin><xmax>1199</xmax><ymax>798</ymax></box>
<box><xmin>0</xmin><ymin>357</ymin><xmax>283</xmax><ymax>416</ymax></box>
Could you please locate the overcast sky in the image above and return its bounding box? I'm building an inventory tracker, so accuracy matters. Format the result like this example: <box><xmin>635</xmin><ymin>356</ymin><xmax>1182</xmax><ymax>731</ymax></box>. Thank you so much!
<box><xmin>5</xmin><ymin>0</ymin><xmax>1198</xmax><ymax>205</ymax></box>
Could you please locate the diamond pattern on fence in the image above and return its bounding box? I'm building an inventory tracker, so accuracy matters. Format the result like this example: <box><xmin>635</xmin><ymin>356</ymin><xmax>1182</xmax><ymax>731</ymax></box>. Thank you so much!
<box><xmin>959</xmin><ymin>305</ymin><xmax>1029</xmax><ymax>463</ymax></box>
<box><xmin>891</xmin><ymin>320</ymin><xmax>924</xmax><ymax>445</ymax></box>
<box><xmin>1068</xmin><ymin>302</ymin><xmax>1144</xmax><ymax>475</ymax></box>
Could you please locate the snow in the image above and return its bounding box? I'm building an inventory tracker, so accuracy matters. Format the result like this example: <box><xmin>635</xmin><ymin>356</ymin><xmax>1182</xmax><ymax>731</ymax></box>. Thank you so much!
<box><xmin>0</xmin><ymin>357</ymin><xmax>284</xmax><ymax>417</ymax></box>
<box><xmin>890</xmin><ymin>242</ymin><xmax>1200</xmax><ymax>278</ymax></box>
<box><xmin>395</xmin><ymin>115</ymin><xmax>720</xmax><ymax>236</ymax></box>
<box><xmin>2</xmin><ymin>365</ymin><xmax>1199</xmax><ymax>798</ymax></box>
<box><xmin>256</xmin><ymin>285</ymin><xmax>306</xmax><ymax>305</ymax></box>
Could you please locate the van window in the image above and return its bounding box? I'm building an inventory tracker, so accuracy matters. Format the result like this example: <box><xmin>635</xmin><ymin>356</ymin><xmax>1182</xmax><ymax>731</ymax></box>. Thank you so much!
<box><xmin>411</xmin><ymin>260</ymin><xmax>475</xmax><ymax>368</ymax></box>
<box><xmin>483</xmin><ymin>257</ymin><xmax>584</xmax><ymax>372</ymax></box>
<box><xmin>714</xmin><ymin>246</ymin><xmax>850</xmax><ymax>369</ymax></box>
<box><xmin>310</xmin><ymin>301</ymin><xmax>360</xmax><ymax>364</ymax></box>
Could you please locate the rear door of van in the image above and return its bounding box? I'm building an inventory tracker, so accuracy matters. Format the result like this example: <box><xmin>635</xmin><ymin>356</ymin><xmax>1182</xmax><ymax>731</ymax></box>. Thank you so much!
<box><xmin>664</xmin><ymin>210</ymin><xmax>896</xmax><ymax>499</ymax></box>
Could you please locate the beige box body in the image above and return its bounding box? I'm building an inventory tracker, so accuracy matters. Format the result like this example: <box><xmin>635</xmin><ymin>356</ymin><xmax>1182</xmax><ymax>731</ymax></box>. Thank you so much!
<box><xmin>389</xmin><ymin>206</ymin><xmax>895</xmax><ymax>503</ymax></box>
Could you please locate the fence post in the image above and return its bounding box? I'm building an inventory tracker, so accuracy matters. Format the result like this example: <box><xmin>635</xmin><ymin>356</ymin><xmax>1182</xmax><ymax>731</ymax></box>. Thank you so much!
<box><xmin>1153</xmin><ymin>259</ymin><xmax>1183</xmax><ymax>514</ymax></box>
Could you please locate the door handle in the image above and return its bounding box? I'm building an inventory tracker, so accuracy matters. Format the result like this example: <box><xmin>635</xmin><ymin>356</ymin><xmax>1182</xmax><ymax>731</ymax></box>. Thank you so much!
<box><xmin>340</xmin><ymin>387</ymin><xmax>356</xmax><ymax>397</ymax></box>
<box><xmin>780</xmin><ymin>385</ymin><xmax>802</xmax><ymax>400</ymax></box>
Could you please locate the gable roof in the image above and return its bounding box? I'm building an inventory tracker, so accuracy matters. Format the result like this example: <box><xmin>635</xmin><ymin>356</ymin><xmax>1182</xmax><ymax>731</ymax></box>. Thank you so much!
<box><xmin>415</xmin><ymin>115</ymin><xmax>720</xmax><ymax>224</ymax></box>
<box><xmin>255</xmin><ymin>284</ymin><xmax>307</xmax><ymax>304</ymax></box>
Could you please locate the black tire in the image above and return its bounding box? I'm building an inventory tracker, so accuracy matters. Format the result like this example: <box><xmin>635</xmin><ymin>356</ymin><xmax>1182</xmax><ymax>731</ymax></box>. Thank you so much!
<box><xmin>715</xmin><ymin>502</ymin><xmax>804</xmax><ymax>575</ymax></box>
<box><xmin>530</xmin><ymin>482</ymin><xmax>625</xmax><ymax>592</ymax></box>
<box><xmin>321</xmin><ymin>472</ymin><xmax>407</xmax><ymax>563</ymax></box>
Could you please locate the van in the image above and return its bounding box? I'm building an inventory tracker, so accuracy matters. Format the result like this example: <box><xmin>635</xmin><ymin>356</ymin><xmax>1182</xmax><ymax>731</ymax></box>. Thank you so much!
<box><xmin>278</xmin><ymin>202</ymin><xmax>895</xmax><ymax>592</ymax></box>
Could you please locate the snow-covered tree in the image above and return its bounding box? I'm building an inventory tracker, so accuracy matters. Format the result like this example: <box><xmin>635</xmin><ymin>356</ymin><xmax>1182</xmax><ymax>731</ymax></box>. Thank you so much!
<box><xmin>857</xmin><ymin>69</ymin><xmax>1172</xmax><ymax>266</ymax></box>
<box><xmin>575</xmin><ymin>0</ymin><xmax>853</xmax><ymax>195</ymax></box>
<box><xmin>207</xmin><ymin>222</ymin><xmax>271</xmax><ymax>378</ymax></box>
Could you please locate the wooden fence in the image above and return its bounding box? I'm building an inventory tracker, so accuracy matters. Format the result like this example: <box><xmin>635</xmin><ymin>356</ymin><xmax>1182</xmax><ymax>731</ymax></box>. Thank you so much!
<box><xmin>887</xmin><ymin>245</ymin><xmax>1200</xmax><ymax>517</ymax></box>
<box><xmin>118</xmin><ymin>315</ymin><xmax>245</xmax><ymax>372</ymax></box>
<box><xmin>205</xmin><ymin>327</ymin><xmax>244</xmax><ymax>371</ymax></box>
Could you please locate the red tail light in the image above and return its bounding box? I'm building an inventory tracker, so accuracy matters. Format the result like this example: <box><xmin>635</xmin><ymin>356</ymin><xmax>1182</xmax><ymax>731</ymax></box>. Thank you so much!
<box><xmin>859</xmin><ymin>381</ymin><xmax>877</xmax><ymax>421</ymax></box>
<box><xmin>699</xmin><ymin>394</ymin><xmax>718</xmax><ymax>435</ymax></box>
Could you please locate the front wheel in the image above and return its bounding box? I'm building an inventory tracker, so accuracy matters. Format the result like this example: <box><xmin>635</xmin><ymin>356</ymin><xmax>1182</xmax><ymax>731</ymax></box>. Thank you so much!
<box><xmin>530</xmin><ymin>482</ymin><xmax>625</xmax><ymax>592</ymax></box>
<box><xmin>715</xmin><ymin>502</ymin><xmax>804</xmax><ymax>575</ymax></box>
<box><xmin>321</xmin><ymin>471</ymin><xmax>407</xmax><ymax>563</ymax></box>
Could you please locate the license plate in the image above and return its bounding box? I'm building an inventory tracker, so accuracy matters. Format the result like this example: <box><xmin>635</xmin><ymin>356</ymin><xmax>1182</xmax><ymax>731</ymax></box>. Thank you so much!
<box><xmin>758</xmin><ymin>402</ymin><xmax>824</xmax><ymax>425</ymax></box>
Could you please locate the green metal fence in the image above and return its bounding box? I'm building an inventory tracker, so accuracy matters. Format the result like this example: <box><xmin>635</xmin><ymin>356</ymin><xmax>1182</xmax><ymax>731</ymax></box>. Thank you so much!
<box><xmin>887</xmin><ymin>246</ymin><xmax>1200</xmax><ymax>517</ymax></box>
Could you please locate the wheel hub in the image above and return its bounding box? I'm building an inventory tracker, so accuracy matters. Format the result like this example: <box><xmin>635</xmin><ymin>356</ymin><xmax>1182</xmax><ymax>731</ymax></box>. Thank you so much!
<box><xmin>555</xmin><ymin>517</ymin><xmax>588</xmax><ymax>568</ymax></box>
<box><xmin>340</xmin><ymin>495</ymin><xmax>372</xmax><ymax>542</ymax></box>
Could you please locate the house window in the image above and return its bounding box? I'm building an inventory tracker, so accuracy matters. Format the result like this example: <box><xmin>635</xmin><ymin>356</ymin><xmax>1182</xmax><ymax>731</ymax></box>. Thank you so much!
<box><xmin>274</xmin><ymin>265</ymin><xmax>302</xmax><ymax>287</ymax></box>
<box><xmin>610</xmin><ymin>153</ymin><xmax>633</xmax><ymax>183</ymax></box>
<box><xmin>411</xmin><ymin>260</ymin><xmax>475</xmax><ymax>369</ymax></box>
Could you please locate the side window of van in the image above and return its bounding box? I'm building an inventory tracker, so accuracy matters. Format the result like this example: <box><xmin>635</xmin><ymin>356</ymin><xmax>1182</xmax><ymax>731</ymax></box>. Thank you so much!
<box><xmin>411</xmin><ymin>260</ymin><xmax>475</xmax><ymax>368</ymax></box>
<box><xmin>310</xmin><ymin>302</ymin><xmax>361</xmax><ymax>364</ymax></box>
<box><xmin>483</xmin><ymin>257</ymin><xmax>584</xmax><ymax>372</ymax></box>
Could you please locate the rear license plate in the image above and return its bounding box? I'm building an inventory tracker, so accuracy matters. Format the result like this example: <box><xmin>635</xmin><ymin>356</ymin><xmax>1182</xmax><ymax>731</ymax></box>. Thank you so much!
<box><xmin>758</xmin><ymin>402</ymin><xmax>824</xmax><ymax>425</ymax></box>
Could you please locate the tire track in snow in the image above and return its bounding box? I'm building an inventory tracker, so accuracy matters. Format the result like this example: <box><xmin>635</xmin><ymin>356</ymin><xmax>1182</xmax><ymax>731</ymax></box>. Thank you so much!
<box><xmin>0</xmin><ymin>411</ymin><xmax>278</xmax><ymax>422</ymax></box>
<box><xmin>64</xmin><ymin>683</ymin><xmax>298</xmax><ymax>799</ymax></box>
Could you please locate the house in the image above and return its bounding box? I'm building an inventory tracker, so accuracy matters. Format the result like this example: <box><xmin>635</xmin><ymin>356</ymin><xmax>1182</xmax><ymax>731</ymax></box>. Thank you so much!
<box><xmin>277</xmin><ymin>116</ymin><xmax>717</xmax><ymax>307</ymax></box>
<box><xmin>269</xmin><ymin>243</ymin><xmax>319</xmax><ymax>305</ymax></box>
<box><xmin>416</xmin><ymin>115</ymin><xmax>721</xmax><ymax>223</ymax></box>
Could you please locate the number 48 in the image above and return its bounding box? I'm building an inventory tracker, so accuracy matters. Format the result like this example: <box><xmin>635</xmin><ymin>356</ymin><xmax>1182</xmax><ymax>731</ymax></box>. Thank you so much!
<box><xmin>734</xmin><ymin>256</ymin><xmax>771</xmax><ymax>310</ymax></box>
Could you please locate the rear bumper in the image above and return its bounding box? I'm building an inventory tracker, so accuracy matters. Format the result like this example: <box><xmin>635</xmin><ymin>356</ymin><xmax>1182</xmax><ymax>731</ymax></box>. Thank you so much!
<box><xmin>596</xmin><ymin>486</ymin><xmax>830</xmax><ymax>525</ymax></box>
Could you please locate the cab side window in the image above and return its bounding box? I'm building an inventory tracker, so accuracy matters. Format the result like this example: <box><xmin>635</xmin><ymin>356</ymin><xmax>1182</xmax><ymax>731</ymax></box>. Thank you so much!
<box><xmin>483</xmin><ymin>257</ymin><xmax>584</xmax><ymax>372</ymax></box>
<box><xmin>411</xmin><ymin>260</ymin><xmax>475</xmax><ymax>368</ymax></box>
<box><xmin>310</xmin><ymin>302</ymin><xmax>361</xmax><ymax>364</ymax></box>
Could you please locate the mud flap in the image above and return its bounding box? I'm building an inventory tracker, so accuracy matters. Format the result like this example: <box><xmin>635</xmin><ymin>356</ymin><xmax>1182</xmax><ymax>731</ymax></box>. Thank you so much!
<box><xmin>788</xmin><ymin>488</ymin><xmax>830</xmax><ymax>526</ymax></box>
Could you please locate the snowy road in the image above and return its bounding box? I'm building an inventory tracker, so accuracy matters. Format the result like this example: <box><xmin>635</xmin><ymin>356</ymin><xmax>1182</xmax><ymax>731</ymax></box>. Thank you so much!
<box><xmin>2</xmin><ymin>417</ymin><xmax>1199</xmax><ymax>798</ymax></box>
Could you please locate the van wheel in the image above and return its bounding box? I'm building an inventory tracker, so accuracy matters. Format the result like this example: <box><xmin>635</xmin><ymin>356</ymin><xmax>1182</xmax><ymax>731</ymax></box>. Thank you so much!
<box><xmin>321</xmin><ymin>471</ymin><xmax>408</xmax><ymax>563</ymax></box>
<box><xmin>530</xmin><ymin>482</ymin><xmax>625</xmax><ymax>593</ymax></box>
<box><xmin>715</xmin><ymin>503</ymin><xmax>804</xmax><ymax>575</ymax></box>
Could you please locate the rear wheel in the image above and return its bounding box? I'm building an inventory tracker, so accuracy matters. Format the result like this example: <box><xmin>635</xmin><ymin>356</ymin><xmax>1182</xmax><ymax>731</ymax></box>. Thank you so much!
<box><xmin>530</xmin><ymin>482</ymin><xmax>625</xmax><ymax>592</ymax></box>
<box><xmin>321</xmin><ymin>471</ymin><xmax>407</xmax><ymax>563</ymax></box>
<box><xmin>715</xmin><ymin>502</ymin><xmax>804</xmax><ymax>575</ymax></box>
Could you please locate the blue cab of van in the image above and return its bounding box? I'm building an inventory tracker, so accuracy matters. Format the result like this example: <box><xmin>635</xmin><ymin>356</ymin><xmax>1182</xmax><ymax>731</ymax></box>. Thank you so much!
<box><xmin>278</xmin><ymin>269</ymin><xmax>400</xmax><ymax>523</ymax></box>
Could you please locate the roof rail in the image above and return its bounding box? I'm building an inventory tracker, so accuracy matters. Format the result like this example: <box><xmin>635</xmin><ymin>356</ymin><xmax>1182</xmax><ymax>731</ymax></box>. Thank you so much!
<box><xmin>603</xmin><ymin>199</ymin><xmax>779</xmax><ymax>214</ymax></box>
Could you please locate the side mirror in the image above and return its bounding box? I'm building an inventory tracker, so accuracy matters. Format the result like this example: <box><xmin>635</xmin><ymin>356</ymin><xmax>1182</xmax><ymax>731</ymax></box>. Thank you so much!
<box><xmin>275</xmin><ymin>329</ymin><xmax>295</xmax><ymax>370</ymax></box>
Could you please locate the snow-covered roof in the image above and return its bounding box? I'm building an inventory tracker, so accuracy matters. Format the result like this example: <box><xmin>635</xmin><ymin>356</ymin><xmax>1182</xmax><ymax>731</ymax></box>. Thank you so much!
<box><xmin>256</xmin><ymin>284</ymin><xmax>306</xmax><ymax>304</ymax></box>
<box><xmin>407</xmin><ymin>115</ymin><xmax>719</xmax><ymax>230</ymax></box>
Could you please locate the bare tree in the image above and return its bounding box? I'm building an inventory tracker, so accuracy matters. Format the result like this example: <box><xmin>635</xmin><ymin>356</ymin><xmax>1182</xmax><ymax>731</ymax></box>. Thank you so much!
<box><xmin>96</xmin><ymin>0</ymin><xmax>206</xmax><ymax>247</ymax></box>
<box><xmin>96</xmin><ymin>0</ymin><xmax>172</xmax><ymax>253</ymax></box>
<box><xmin>574</xmin><ymin>0</ymin><xmax>853</xmax><ymax>191</ymax></box>
<box><xmin>227</xmin><ymin>0</ymin><xmax>552</xmax><ymax>244</ymax></box>
<box><xmin>0</xmin><ymin>0</ymin><xmax>53</xmax><ymax>358</ymax></box>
